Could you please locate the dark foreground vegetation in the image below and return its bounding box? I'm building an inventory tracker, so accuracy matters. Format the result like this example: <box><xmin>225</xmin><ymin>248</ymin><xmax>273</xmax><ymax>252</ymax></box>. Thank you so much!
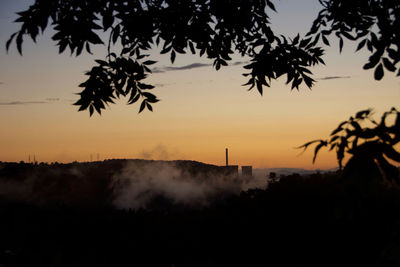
<box><xmin>1</xmin><ymin>160</ymin><xmax>400</xmax><ymax>267</ymax></box>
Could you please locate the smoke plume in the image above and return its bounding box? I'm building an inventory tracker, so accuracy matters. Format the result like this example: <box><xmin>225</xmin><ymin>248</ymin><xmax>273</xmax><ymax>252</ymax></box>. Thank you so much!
<box><xmin>0</xmin><ymin>160</ymin><xmax>267</xmax><ymax>210</ymax></box>
<box><xmin>111</xmin><ymin>162</ymin><xmax>245</xmax><ymax>210</ymax></box>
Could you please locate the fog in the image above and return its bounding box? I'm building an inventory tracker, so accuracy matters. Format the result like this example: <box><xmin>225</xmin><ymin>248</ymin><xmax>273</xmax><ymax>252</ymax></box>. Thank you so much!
<box><xmin>111</xmin><ymin>162</ymin><xmax>256</xmax><ymax>210</ymax></box>
<box><xmin>0</xmin><ymin>161</ymin><xmax>268</xmax><ymax>209</ymax></box>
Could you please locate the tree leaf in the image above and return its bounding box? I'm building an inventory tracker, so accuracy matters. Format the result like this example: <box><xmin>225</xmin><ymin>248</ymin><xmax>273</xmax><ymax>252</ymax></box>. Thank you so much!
<box><xmin>146</xmin><ymin>102</ymin><xmax>153</xmax><ymax>112</ymax></box>
<box><xmin>86</xmin><ymin>42</ymin><xmax>92</xmax><ymax>54</ymax></box>
<box><xmin>112</xmin><ymin>25</ymin><xmax>120</xmax><ymax>44</ymax></box>
<box><xmin>16</xmin><ymin>33</ymin><xmax>23</xmax><ymax>55</ymax></box>
<box><xmin>143</xmin><ymin>60</ymin><xmax>157</xmax><ymax>65</ymax></box>
<box><xmin>382</xmin><ymin>58</ymin><xmax>395</xmax><ymax>72</ymax></box>
<box><xmin>267</xmin><ymin>1</ymin><xmax>276</xmax><ymax>12</ymax></box>
<box><xmin>189</xmin><ymin>42</ymin><xmax>195</xmax><ymax>54</ymax></box>
<box><xmin>299</xmin><ymin>37</ymin><xmax>312</xmax><ymax>48</ymax></box>
<box><xmin>256</xmin><ymin>80</ymin><xmax>263</xmax><ymax>95</ymax></box>
<box><xmin>146</xmin><ymin>98</ymin><xmax>160</xmax><ymax>103</ymax></box>
<box><xmin>6</xmin><ymin>32</ymin><xmax>17</xmax><ymax>52</ymax></box>
<box><xmin>329</xmin><ymin>135</ymin><xmax>339</xmax><ymax>143</ymax></box>
<box><xmin>95</xmin><ymin>59</ymin><xmax>108</xmax><ymax>66</ymax></box>
<box><xmin>322</xmin><ymin>35</ymin><xmax>330</xmax><ymax>46</ymax></box>
<box><xmin>170</xmin><ymin>50</ymin><xmax>176</xmax><ymax>64</ymax></box>
<box><xmin>139</xmin><ymin>101</ymin><xmax>146</xmax><ymax>113</ymax></box>
<box><xmin>293</xmin><ymin>34</ymin><xmax>299</xmax><ymax>45</ymax></box>
<box><xmin>355</xmin><ymin>39</ymin><xmax>366</xmax><ymax>52</ymax></box>
<box><xmin>128</xmin><ymin>92</ymin><xmax>140</xmax><ymax>105</ymax></box>
<box><xmin>374</xmin><ymin>63</ymin><xmax>384</xmax><ymax>80</ymax></box>
<box><xmin>355</xmin><ymin>109</ymin><xmax>370</xmax><ymax>119</ymax></box>
<box><xmin>313</xmin><ymin>141</ymin><xmax>327</xmax><ymax>163</ymax></box>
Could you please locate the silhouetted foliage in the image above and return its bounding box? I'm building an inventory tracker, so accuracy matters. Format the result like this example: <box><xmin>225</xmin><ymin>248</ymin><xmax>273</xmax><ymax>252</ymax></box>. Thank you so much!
<box><xmin>299</xmin><ymin>108</ymin><xmax>400</xmax><ymax>184</ymax></box>
<box><xmin>8</xmin><ymin>1</ymin><xmax>399</xmax><ymax>115</ymax></box>
<box><xmin>2</xmin><ymin>161</ymin><xmax>400</xmax><ymax>266</ymax></box>
<box><xmin>307</xmin><ymin>0</ymin><xmax>400</xmax><ymax>80</ymax></box>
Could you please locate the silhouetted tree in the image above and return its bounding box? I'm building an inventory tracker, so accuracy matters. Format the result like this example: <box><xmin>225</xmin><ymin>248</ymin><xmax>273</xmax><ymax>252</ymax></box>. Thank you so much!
<box><xmin>6</xmin><ymin>0</ymin><xmax>399</xmax><ymax>115</ymax></box>
<box><xmin>299</xmin><ymin>108</ymin><xmax>400</xmax><ymax>183</ymax></box>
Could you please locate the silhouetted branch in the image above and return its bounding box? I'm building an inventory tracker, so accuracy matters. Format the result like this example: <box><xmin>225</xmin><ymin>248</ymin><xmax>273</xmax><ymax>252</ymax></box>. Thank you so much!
<box><xmin>300</xmin><ymin>107</ymin><xmax>400</xmax><ymax>182</ymax></box>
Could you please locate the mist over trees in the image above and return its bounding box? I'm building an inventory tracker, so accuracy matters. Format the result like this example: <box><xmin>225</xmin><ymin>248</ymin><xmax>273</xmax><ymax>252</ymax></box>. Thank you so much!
<box><xmin>1</xmin><ymin>160</ymin><xmax>400</xmax><ymax>266</ymax></box>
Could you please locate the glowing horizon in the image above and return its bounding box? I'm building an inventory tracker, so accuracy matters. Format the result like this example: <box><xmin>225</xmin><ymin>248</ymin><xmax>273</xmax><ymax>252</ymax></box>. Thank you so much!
<box><xmin>0</xmin><ymin>0</ymin><xmax>398</xmax><ymax>169</ymax></box>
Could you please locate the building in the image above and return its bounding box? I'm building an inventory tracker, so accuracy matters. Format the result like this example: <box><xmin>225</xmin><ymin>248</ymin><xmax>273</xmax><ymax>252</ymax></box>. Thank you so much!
<box><xmin>222</xmin><ymin>148</ymin><xmax>239</xmax><ymax>177</ymax></box>
<box><xmin>222</xmin><ymin>165</ymin><xmax>239</xmax><ymax>177</ymax></box>
<box><xmin>242</xmin><ymin>166</ymin><xmax>253</xmax><ymax>177</ymax></box>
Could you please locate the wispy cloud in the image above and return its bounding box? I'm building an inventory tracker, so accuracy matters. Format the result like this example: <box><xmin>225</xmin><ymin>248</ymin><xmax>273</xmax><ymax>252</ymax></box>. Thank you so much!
<box><xmin>232</xmin><ymin>60</ymin><xmax>249</xmax><ymax>66</ymax></box>
<box><xmin>154</xmin><ymin>83</ymin><xmax>169</xmax><ymax>88</ymax></box>
<box><xmin>165</xmin><ymin>63</ymin><xmax>211</xmax><ymax>71</ymax></box>
<box><xmin>318</xmin><ymin>76</ymin><xmax>351</xmax><ymax>80</ymax></box>
<box><xmin>152</xmin><ymin>63</ymin><xmax>211</xmax><ymax>73</ymax></box>
<box><xmin>0</xmin><ymin>101</ymin><xmax>48</xmax><ymax>105</ymax></box>
<box><xmin>45</xmin><ymin>98</ymin><xmax>60</xmax><ymax>102</ymax></box>
<box><xmin>152</xmin><ymin>60</ymin><xmax>249</xmax><ymax>73</ymax></box>
<box><xmin>0</xmin><ymin>98</ymin><xmax>61</xmax><ymax>105</ymax></box>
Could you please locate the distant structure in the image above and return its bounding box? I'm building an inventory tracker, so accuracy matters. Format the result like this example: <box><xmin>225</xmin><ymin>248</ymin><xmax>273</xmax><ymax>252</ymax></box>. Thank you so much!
<box><xmin>225</xmin><ymin>148</ymin><xmax>228</xmax><ymax>166</ymax></box>
<box><xmin>242</xmin><ymin>166</ymin><xmax>253</xmax><ymax>177</ymax></box>
<box><xmin>223</xmin><ymin>165</ymin><xmax>239</xmax><ymax>177</ymax></box>
<box><xmin>27</xmin><ymin>154</ymin><xmax>37</xmax><ymax>163</ymax></box>
<box><xmin>222</xmin><ymin>148</ymin><xmax>238</xmax><ymax>177</ymax></box>
<box><xmin>221</xmin><ymin>148</ymin><xmax>255</xmax><ymax>178</ymax></box>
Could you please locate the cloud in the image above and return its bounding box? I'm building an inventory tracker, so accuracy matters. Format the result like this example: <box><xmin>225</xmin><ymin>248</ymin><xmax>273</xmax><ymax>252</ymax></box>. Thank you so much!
<box><xmin>152</xmin><ymin>62</ymin><xmax>211</xmax><ymax>73</ymax></box>
<box><xmin>0</xmin><ymin>82</ymin><xmax>4</xmax><ymax>85</ymax></box>
<box><xmin>151</xmin><ymin>67</ymin><xmax>166</xmax><ymax>73</ymax></box>
<box><xmin>153</xmin><ymin>83</ymin><xmax>169</xmax><ymax>87</ymax></box>
<box><xmin>232</xmin><ymin>60</ymin><xmax>249</xmax><ymax>66</ymax></box>
<box><xmin>0</xmin><ymin>101</ymin><xmax>48</xmax><ymax>105</ymax></box>
<box><xmin>152</xmin><ymin>60</ymin><xmax>248</xmax><ymax>73</ymax></box>
<box><xmin>0</xmin><ymin>98</ymin><xmax>61</xmax><ymax>105</ymax></box>
<box><xmin>45</xmin><ymin>98</ymin><xmax>60</xmax><ymax>102</ymax></box>
<box><xmin>165</xmin><ymin>63</ymin><xmax>211</xmax><ymax>71</ymax></box>
<box><xmin>318</xmin><ymin>76</ymin><xmax>351</xmax><ymax>80</ymax></box>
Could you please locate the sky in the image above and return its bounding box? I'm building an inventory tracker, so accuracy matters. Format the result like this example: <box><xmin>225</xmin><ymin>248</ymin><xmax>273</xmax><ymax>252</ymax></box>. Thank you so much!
<box><xmin>0</xmin><ymin>0</ymin><xmax>398</xmax><ymax>169</ymax></box>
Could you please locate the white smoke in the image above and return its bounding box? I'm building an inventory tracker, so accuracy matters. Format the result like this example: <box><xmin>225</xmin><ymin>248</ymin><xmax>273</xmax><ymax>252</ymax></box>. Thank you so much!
<box><xmin>139</xmin><ymin>144</ymin><xmax>174</xmax><ymax>160</ymax></box>
<box><xmin>0</xmin><ymin>161</ymin><xmax>268</xmax><ymax>209</ymax></box>
<box><xmin>111</xmin><ymin>162</ymin><xmax>247</xmax><ymax>210</ymax></box>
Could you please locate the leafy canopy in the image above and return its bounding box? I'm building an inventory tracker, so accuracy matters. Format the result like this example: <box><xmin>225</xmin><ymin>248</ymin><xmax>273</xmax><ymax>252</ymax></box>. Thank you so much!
<box><xmin>299</xmin><ymin>108</ymin><xmax>400</xmax><ymax>183</ymax></box>
<box><xmin>6</xmin><ymin>0</ymin><xmax>400</xmax><ymax>115</ymax></box>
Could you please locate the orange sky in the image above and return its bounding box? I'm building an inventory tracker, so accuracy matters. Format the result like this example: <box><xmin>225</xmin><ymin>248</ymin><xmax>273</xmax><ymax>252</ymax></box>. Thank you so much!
<box><xmin>0</xmin><ymin>0</ymin><xmax>399</xmax><ymax>169</ymax></box>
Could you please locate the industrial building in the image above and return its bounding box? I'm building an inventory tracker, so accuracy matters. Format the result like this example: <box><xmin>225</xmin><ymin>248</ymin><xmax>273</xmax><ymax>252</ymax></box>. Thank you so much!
<box><xmin>242</xmin><ymin>166</ymin><xmax>253</xmax><ymax>177</ymax></box>
<box><xmin>222</xmin><ymin>148</ymin><xmax>252</xmax><ymax>178</ymax></box>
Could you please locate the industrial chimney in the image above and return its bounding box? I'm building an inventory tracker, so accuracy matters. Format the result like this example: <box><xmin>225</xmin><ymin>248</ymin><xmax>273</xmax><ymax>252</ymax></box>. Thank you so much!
<box><xmin>225</xmin><ymin>148</ymin><xmax>228</xmax><ymax>166</ymax></box>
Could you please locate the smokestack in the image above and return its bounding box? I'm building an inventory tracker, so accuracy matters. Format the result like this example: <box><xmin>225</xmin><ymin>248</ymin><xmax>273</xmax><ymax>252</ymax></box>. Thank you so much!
<box><xmin>225</xmin><ymin>148</ymin><xmax>228</xmax><ymax>166</ymax></box>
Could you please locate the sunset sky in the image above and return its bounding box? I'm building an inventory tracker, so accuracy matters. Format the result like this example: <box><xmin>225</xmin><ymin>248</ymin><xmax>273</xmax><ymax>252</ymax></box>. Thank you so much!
<box><xmin>0</xmin><ymin>0</ymin><xmax>399</xmax><ymax>169</ymax></box>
